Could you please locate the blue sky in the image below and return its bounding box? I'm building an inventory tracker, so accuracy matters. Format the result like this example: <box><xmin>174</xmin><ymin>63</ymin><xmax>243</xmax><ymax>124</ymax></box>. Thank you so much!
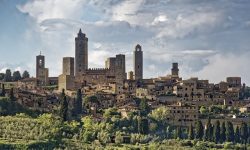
<box><xmin>0</xmin><ymin>0</ymin><xmax>250</xmax><ymax>84</ymax></box>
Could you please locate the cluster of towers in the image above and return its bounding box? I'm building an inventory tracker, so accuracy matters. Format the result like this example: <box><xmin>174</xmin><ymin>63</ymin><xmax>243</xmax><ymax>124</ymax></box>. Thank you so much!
<box><xmin>36</xmin><ymin>29</ymin><xmax>181</xmax><ymax>91</ymax></box>
<box><xmin>58</xmin><ymin>29</ymin><xmax>144</xmax><ymax>91</ymax></box>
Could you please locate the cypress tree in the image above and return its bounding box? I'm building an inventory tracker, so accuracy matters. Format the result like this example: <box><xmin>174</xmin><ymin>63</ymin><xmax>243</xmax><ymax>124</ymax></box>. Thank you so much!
<box><xmin>240</xmin><ymin>122</ymin><xmax>248</xmax><ymax>144</ymax></box>
<box><xmin>204</xmin><ymin>119</ymin><xmax>212</xmax><ymax>141</ymax></box>
<box><xmin>59</xmin><ymin>95</ymin><xmax>68</xmax><ymax>122</ymax></box>
<box><xmin>75</xmin><ymin>89</ymin><xmax>83</xmax><ymax>115</ymax></box>
<box><xmin>61</xmin><ymin>89</ymin><xmax>65</xmax><ymax>101</ymax></box>
<box><xmin>221</xmin><ymin>121</ymin><xmax>226</xmax><ymax>143</ymax></box>
<box><xmin>195</xmin><ymin>120</ymin><xmax>204</xmax><ymax>140</ymax></box>
<box><xmin>175</xmin><ymin>126</ymin><xmax>182</xmax><ymax>139</ymax></box>
<box><xmin>1</xmin><ymin>84</ymin><xmax>5</xmax><ymax>97</ymax></box>
<box><xmin>141</xmin><ymin>118</ymin><xmax>149</xmax><ymax>134</ymax></box>
<box><xmin>188</xmin><ymin>124</ymin><xmax>194</xmax><ymax>140</ymax></box>
<box><xmin>235</xmin><ymin>126</ymin><xmax>240</xmax><ymax>143</ymax></box>
<box><xmin>137</xmin><ymin>116</ymin><xmax>149</xmax><ymax>134</ymax></box>
<box><xmin>226</xmin><ymin>121</ymin><xmax>234</xmax><ymax>142</ymax></box>
<box><xmin>9</xmin><ymin>88</ymin><xmax>15</xmax><ymax>101</ymax></box>
<box><xmin>137</xmin><ymin>116</ymin><xmax>142</xmax><ymax>134</ymax></box>
<box><xmin>213</xmin><ymin>120</ymin><xmax>220</xmax><ymax>143</ymax></box>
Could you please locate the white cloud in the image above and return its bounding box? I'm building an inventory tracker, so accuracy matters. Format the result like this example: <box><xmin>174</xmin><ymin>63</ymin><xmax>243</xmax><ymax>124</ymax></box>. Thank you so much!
<box><xmin>192</xmin><ymin>52</ymin><xmax>250</xmax><ymax>84</ymax></box>
<box><xmin>17</xmin><ymin>0</ymin><xmax>86</xmax><ymax>23</ymax></box>
<box><xmin>152</xmin><ymin>15</ymin><xmax>168</xmax><ymax>25</ymax></box>
<box><xmin>111</xmin><ymin>0</ymin><xmax>144</xmax><ymax>24</ymax></box>
<box><xmin>156</xmin><ymin>12</ymin><xmax>222</xmax><ymax>39</ymax></box>
<box><xmin>14</xmin><ymin>0</ymin><xmax>250</xmax><ymax>85</ymax></box>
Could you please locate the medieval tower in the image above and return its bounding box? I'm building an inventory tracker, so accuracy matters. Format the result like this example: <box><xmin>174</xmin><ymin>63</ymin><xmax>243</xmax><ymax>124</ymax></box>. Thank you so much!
<box><xmin>36</xmin><ymin>52</ymin><xmax>48</xmax><ymax>86</ymax></box>
<box><xmin>63</xmin><ymin>57</ymin><xmax>74</xmax><ymax>76</ymax></box>
<box><xmin>133</xmin><ymin>44</ymin><xmax>143</xmax><ymax>80</ymax></box>
<box><xmin>171</xmin><ymin>62</ymin><xmax>179</xmax><ymax>76</ymax></box>
<box><xmin>36</xmin><ymin>53</ymin><xmax>45</xmax><ymax>78</ymax></box>
<box><xmin>75</xmin><ymin>29</ymin><xmax>88</xmax><ymax>77</ymax></box>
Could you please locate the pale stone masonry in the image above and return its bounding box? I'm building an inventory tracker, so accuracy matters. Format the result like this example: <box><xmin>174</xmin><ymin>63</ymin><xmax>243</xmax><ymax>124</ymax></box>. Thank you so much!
<box><xmin>36</xmin><ymin>53</ymin><xmax>49</xmax><ymax>86</ymax></box>
<box><xmin>58</xmin><ymin>57</ymin><xmax>75</xmax><ymax>91</ymax></box>
<box><xmin>63</xmin><ymin>57</ymin><xmax>74</xmax><ymax>76</ymax></box>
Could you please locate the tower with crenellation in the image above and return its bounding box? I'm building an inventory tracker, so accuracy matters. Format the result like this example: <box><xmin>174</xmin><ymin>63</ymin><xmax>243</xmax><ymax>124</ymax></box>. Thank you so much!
<box><xmin>75</xmin><ymin>29</ymin><xmax>88</xmax><ymax>77</ymax></box>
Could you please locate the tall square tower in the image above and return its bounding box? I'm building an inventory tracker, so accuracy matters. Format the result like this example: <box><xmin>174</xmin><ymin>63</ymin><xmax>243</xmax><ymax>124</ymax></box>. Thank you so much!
<box><xmin>75</xmin><ymin>29</ymin><xmax>88</xmax><ymax>77</ymax></box>
<box><xmin>134</xmin><ymin>44</ymin><xmax>143</xmax><ymax>80</ymax></box>
<box><xmin>63</xmin><ymin>57</ymin><xmax>74</xmax><ymax>76</ymax></box>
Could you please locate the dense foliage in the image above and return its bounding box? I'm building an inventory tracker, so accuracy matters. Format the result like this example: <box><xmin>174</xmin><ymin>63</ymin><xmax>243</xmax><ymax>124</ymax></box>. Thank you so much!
<box><xmin>0</xmin><ymin>96</ymin><xmax>250</xmax><ymax>149</ymax></box>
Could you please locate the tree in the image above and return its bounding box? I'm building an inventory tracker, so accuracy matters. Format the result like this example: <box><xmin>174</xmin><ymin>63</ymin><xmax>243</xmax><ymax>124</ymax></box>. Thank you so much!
<box><xmin>137</xmin><ymin>116</ymin><xmax>149</xmax><ymax>134</ymax></box>
<box><xmin>1</xmin><ymin>84</ymin><xmax>6</xmax><ymax>97</ymax></box>
<box><xmin>9</xmin><ymin>88</ymin><xmax>15</xmax><ymax>101</ymax></box>
<box><xmin>4</xmin><ymin>69</ymin><xmax>12</xmax><ymax>82</ymax></box>
<box><xmin>12</xmin><ymin>71</ymin><xmax>21</xmax><ymax>81</ymax></box>
<box><xmin>240</xmin><ymin>122</ymin><xmax>248</xmax><ymax>144</ymax></box>
<box><xmin>195</xmin><ymin>120</ymin><xmax>204</xmax><ymax>140</ymax></box>
<box><xmin>175</xmin><ymin>126</ymin><xmax>182</xmax><ymax>139</ymax></box>
<box><xmin>204</xmin><ymin>119</ymin><xmax>212</xmax><ymax>141</ymax></box>
<box><xmin>139</xmin><ymin>98</ymin><xmax>150</xmax><ymax>115</ymax></box>
<box><xmin>75</xmin><ymin>89</ymin><xmax>83</xmax><ymax>115</ymax></box>
<box><xmin>59</xmin><ymin>94</ymin><xmax>68</xmax><ymax>122</ymax></box>
<box><xmin>60</xmin><ymin>89</ymin><xmax>65</xmax><ymax>103</ymax></box>
<box><xmin>149</xmin><ymin>106</ymin><xmax>169</xmax><ymax>125</ymax></box>
<box><xmin>221</xmin><ymin>121</ymin><xmax>226</xmax><ymax>143</ymax></box>
<box><xmin>235</xmin><ymin>126</ymin><xmax>240</xmax><ymax>143</ymax></box>
<box><xmin>0</xmin><ymin>73</ymin><xmax>4</xmax><ymax>80</ymax></box>
<box><xmin>22</xmin><ymin>70</ymin><xmax>30</xmax><ymax>79</ymax></box>
<box><xmin>115</xmin><ymin>131</ymin><xmax>123</xmax><ymax>144</ymax></box>
<box><xmin>188</xmin><ymin>124</ymin><xmax>194</xmax><ymax>140</ymax></box>
<box><xmin>226</xmin><ymin>121</ymin><xmax>234</xmax><ymax>142</ymax></box>
<box><xmin>97</xmin><ymin>131</ymin><xmax>111</xmax><ymax>144</ymax></box>
<box><xmin>214</xmin><ymin>120</ymin><xmax>220</xmax><ymax>143</ymax></box>
<box><xmin>200</xmin><ymin>106</ymin><xmax>209</xmax><ymax>115</ymax></box>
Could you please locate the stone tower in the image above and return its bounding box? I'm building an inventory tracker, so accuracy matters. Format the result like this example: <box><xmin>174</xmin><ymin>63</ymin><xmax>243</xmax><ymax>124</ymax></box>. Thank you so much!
<box><xmin>75</xmin><ymin>29</ymin><xmax>88</xmax><ymax>77</ymax></box>
<box><xmin>134</xmin><ymin>44</ymin><xmax>143</xmax><ymax>80</ymax></box>
<box><xmin>36</xmin><ymin>52</ymin><xmax>48</xmax><ymax>86</ymax></box>
<box><xmin>63</xmin><ymin>57</ymin><xmax>74</xmax><ymax>76</ymax></box>
<box><xmin>171</xmin><ymin>62</ymin><xmax>179</xmax><ymax>76</ymax></box>
<box><xmin>115</xmin><ymin>54</ymin><xmax>126</xmax><ymax>83</ymax></box>
<box><xmin>36</xmin><ymin>53</ymin><xmax>45</xmax><ymax>78</ymax></box>
<box><xmin>58</xmin><ymin>57</ymin><xmax>75</xmax><ymax>91</ymax></box>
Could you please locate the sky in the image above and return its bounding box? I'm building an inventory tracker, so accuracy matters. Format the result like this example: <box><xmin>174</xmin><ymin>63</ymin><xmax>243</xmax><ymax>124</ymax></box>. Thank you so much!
<box><xmin>0</xmin><ymin>0</ymin><xmax>250</xmax><ymax>84</ymax></box>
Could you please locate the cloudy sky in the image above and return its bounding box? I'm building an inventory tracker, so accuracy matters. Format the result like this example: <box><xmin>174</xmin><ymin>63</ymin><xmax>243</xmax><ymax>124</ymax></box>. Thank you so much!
<box><xmin>0</xmin><ymin>0</ymin><xmax>250</xmax><ymax>84</ymax></box>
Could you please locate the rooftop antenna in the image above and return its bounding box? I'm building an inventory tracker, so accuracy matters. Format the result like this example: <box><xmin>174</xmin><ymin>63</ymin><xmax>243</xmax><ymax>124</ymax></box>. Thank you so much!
<box><xmin>40</xmin><ymin>51</ymin><xmax>42</xmax><ymax>55</ymax></box>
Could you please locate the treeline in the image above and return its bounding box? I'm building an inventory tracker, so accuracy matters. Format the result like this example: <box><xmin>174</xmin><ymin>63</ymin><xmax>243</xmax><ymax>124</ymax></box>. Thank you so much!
<box><xmin>183</xmin><ymin>120</ymin><xmax>249</xmax><ymax>145</ymax></box>
<box><xmin>0</xmin><ymin>69</ymin><xmax>30</xmax><ymax>82</ymax></box>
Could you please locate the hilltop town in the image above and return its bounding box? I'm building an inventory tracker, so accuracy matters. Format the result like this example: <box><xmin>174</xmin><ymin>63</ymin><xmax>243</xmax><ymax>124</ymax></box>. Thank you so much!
<box><xmin>0</xmin><ymin>29</ymin><xmax>250</xmax><ymax>149</ymax></box>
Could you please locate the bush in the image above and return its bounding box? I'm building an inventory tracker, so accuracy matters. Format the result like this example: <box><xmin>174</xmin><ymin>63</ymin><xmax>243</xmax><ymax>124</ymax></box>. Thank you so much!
<box><xmin>224</xmin><ymin>142</ymin><xmax>234</xmax><ymax>149</ymax></box>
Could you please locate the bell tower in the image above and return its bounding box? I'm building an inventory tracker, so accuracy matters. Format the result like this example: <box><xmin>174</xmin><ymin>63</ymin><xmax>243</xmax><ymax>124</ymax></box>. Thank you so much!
<box><xmin>133</xmin><ymin>44</ymin><xmax>143</xmax><ymax>80</ymax></box>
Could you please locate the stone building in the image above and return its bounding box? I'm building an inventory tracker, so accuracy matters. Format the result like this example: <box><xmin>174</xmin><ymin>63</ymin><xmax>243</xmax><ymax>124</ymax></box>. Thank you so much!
<box><xmin>226</xmin><ymin>77</ymin><xmax>241</xmax><ymax>88</ymax></box>
<box><xmin>134</xmin><ymin>44</ymin><xmax>143</xmax><ymax>80</ymax></box>
<box><xmin>58</xmin><ymin>57</ymin><xmax>75</xmax><ymax>91</ymax></box>
<box><xmin>166</xmin><ymin>102</ymin><xmax>199</xmax><ymax>126</ymax></box>
<box><xmin>36</xmin><ymin>53</ymin><xmax>49</xmax><ymax>86</ymax></box>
